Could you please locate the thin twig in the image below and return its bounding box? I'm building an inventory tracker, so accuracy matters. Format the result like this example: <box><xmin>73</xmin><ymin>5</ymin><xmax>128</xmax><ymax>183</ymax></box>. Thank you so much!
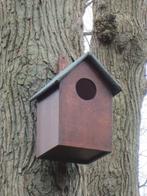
<box><xmin>84</xmin><ymin>31</ymin><xmax>93</xmax><ymax>36</ymax></box>
<box><xmin>85</xmin><ymin>0</ymin><xmax>93</xmax><ymax>8</ymax></box>
<box><xmin>139</xmin><ymin>179</ymin><xmax>147</xmax><ymax>188</ymax></box>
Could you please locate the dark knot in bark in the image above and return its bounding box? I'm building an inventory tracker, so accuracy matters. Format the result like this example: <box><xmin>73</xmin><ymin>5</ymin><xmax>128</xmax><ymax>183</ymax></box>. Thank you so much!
<box><xmin>95</xmin><ymin>13</ymin><xmax>117</xmax><ymax>45</ymax></box>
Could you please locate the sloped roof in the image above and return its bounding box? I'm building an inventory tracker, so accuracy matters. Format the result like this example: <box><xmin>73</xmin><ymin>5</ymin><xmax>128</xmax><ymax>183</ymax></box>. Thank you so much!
<box><xmin>30</xmin><ymin>52</ymin><xmax>121</xmax><ymax>101</ymax></box>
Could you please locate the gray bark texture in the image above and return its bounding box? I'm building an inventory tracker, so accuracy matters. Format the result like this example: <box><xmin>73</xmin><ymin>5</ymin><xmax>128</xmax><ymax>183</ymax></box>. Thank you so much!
<box><xmin>86</xmin><ymin>0</ymin><xmax>147</xmax><ymax>196</ymax></box>
<box><xmin>0</xmin><ymin>0</ymin><xmax>87</xmax><ymax>195</ymax></box>
<box><xmin>0</xmin><ymin>0</ymin><xmax>146</xmax><ymax>195</ymax></box>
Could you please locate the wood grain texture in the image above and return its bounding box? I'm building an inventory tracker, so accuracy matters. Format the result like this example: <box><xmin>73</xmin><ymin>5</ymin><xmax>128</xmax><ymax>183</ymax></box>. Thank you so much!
<box><xmin>0</xmin><ymin>0</ymin><xmax>87</xmax><ymax>195</ymax></box>
<box><xmin>60</xmin><ymin>62</ymin><xmax>112</xmax><ymax>151</ymax></box>
<box><xmin>36</xmin><ymin>90</ymin><xmax>59</xmax><ymax>158</ymax></box>
<box><xmin>36</xmin><ymin>61</ymin><xmax>113</xmax><ymax>164</ymax></box>
<box><xmin>86</xmin><ymin>0</ymin><xmax>147</xmax><ymax>195</ymax></box>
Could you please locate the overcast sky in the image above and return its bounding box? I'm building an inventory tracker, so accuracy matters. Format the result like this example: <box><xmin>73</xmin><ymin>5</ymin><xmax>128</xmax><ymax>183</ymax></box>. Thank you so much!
<box><xmin>139</xmin><ymin>94</ymin><xmax>147</xmax><ymax>195</ymax></box>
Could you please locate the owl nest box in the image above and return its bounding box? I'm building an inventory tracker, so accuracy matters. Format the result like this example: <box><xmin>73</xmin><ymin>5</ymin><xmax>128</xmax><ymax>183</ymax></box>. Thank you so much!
<box><xmin>31</xmin><ymin>53</ymin><xmax>121</xmax><ymax>164</ymax></box>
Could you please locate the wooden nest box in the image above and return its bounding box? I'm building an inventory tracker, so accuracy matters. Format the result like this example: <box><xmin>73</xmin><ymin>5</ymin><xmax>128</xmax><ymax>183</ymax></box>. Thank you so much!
<box><xmin>30</xmin><ymin>53</ymin><xmax>121</xmax><ymax>164</ymax></box>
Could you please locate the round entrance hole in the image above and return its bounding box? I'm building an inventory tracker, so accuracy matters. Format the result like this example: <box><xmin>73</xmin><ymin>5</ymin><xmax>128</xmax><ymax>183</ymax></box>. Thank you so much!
<box><xmin>76</xmin><ymin>78</ymin><xmax>97</xmax><ymax>100</ymax></box>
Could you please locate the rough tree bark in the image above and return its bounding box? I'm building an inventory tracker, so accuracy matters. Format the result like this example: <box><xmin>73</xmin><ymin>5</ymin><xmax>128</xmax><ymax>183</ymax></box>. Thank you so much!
<box><xmin>87</xmin><ymin>0</ymin><xmax>146</xmax><ymax>195</ymax></box>
<box><xmin>0</xmin><ymin>0</ymin><xmax>87</xmax><ymax>195</ymax></box>
<box><xmin>0</xmin><ymin>0</ymin><xmax>146</xmax><ymax>195</ymax></box>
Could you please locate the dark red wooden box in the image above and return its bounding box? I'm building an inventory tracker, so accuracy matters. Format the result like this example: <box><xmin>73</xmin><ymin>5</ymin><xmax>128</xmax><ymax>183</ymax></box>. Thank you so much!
<box><xmin>30</xmin><ymin>53</ymin><xmax>121</xmax><ymax>164</ymax></box>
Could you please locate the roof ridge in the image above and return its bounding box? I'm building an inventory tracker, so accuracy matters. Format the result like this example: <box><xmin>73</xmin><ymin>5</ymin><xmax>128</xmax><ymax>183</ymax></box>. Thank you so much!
<box><xmin>30</xmin><ymin>53</ymin><xmax>121</xmax><ymax>101</ymax></box>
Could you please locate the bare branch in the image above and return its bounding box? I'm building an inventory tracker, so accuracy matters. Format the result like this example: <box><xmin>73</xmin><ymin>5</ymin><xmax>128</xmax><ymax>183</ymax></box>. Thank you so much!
<box><xmin>139</xmin><ymin>179</ymin><xmax>147</xmax><ymax>188</ymax></box>
<box><xmin>85</xmin><ymin>0</ymin><xmax>93</xmax><ymax>8</ymax></box>
<box><xmin>84</xmin><ymin>31</ymin><xmax>93</xmax><ymax>36</ymax></box>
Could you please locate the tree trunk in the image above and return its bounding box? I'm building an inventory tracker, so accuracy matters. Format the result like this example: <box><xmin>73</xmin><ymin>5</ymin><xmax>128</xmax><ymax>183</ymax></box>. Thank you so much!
<box><xmin>1</xmin><ymin>0</ymin><xmax>146</xmax><ymax>195</ymax></box>
<box><xmin>87</xmin><ymin>0</ymin><xmax>146</xmax><ymax>195</ymax></box>
<box><xmin>0</xmin><ymin>0</ymin><xmax>87</xmax><ymax>195</ymax></box>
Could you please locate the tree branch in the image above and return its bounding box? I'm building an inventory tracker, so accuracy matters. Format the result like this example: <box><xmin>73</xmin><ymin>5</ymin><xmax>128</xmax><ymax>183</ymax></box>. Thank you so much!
<box><xmin>85</xmin><ymin>0</ymin><xmax>93</xmax><ymax>8</ymax></box>
<box><xmin>139</xmin><ymin>179</ymin><xmax>147</xmax><ymax>188</ymax></box>
<box><xmin>83</xmin><ymin>31</ymin><xmax>93</xmax><ymax>36</ymax></box>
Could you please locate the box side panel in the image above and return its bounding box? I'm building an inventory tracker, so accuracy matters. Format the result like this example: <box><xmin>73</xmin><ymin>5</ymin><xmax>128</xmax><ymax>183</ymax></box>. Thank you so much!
<box><xmin>59</xmin><ymin>61</ymin><xmax>112</xmax><ymax>152</ymax></box>
<box><xmin>36</xmin><ymin>90</ymin><xmax>59</xmax><ymax>157</ymax></box>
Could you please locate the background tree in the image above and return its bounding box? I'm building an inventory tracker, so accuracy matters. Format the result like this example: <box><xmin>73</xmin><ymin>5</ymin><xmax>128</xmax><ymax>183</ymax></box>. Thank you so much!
<box><xmin>86</xmin><ymin>0</ymin><xmax>146</xmax><ymax>195</ymax></box>
<box><xmin>0</xmin><ymin>0</ymin><xmax>146</xmax><ymax>195</ymax></box>
<box><xmin>0</xmin><ymin>0</ymin><xmax>87</xmax><ymax>195</ymax></box>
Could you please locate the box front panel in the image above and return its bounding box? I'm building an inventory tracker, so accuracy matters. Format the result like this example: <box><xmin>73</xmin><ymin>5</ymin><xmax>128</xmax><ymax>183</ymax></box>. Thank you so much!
<box><xmin>59</xmin><ymin>62</ymin><xmax>112</xmax><ymax>152</ymax></box>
